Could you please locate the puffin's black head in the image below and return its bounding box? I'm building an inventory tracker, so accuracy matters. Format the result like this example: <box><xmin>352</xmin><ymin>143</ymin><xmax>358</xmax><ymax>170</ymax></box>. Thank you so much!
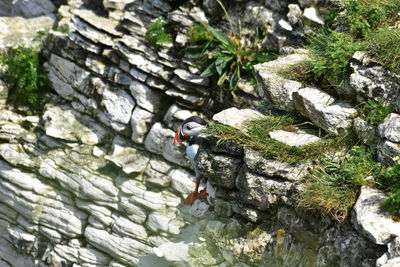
<box><xmin>174</xmin><ymin>116</ymin><xmax>208</xmax><ymax>144</ymax></box>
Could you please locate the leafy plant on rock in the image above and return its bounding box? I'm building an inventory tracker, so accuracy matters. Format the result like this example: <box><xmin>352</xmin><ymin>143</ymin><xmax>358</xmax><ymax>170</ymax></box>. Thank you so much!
<box><xmin>145</xmin><ymin>18</ymin><xmax>173</xmax><ymax>49</ymax></box>
<box><xmin>0</xmin><ymin>46</ymin><xmax>50</xmax><ymax>110</ymax></box>
<box><xmin>362</xmin><ymin>98</ymin><xmax>394</xmax><ymax>125</ymax></box>
<box><xmin>186</xmin><ymin>24</ymin><xmax>278</xmax><ymax>90</ymax></box>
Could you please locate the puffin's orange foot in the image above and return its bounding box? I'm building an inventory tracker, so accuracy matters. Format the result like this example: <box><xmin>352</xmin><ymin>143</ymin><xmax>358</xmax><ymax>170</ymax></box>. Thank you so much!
<box><xmin>199</xmin><ymin>189</ymin><xmax>207</xmax><ymax>199</ymax></box>
<box><xmin>183</xmin><ymin>191</ymin><xmax>199</xmax><ymax>205</ymax></box>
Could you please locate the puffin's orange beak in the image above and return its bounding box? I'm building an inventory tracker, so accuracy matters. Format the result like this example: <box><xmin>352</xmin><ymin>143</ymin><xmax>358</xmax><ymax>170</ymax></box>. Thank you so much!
<box><xmin>174</xmin><ymin>128</ymin><xmax>183</xmax><ymax>144</ymax></box>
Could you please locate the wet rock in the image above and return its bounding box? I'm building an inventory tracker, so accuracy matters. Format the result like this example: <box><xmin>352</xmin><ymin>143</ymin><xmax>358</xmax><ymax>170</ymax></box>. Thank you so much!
<box><xmin>269</xmin><ymin>130</ymin><xmax>320</xmax><ymax>146</ymax></box>
<box><xmin>253</xmin><ymin>52</ymin><xmax>309</xmax><ymax>111</ymax></box>
<box><xmin>378</xmin><ymin>113</ymin><xmax>400</xmax><ymax>143</ymax></box>
<box><xmin>293</xmin><ymin>87</ymin><xmax>357</xmax><ymax>135</ymax></box>
<box><xmin>244</xmin><ymin>149</ymin><xmax>310</xmax><ymax>182</ymax></box>
<box><xmin>351</xmin><ymin>186</ymin><xmax>400</xmax><ymax>245</ymax></box>
<box><xmin>197</xmin><ymin>149</ymin><xmax>242</xmax><ymax>189</ymax></box>
<box><xmin>212</xmin><ymin>107</ymin><xmax>265</xmax><ymax>130</ymax></box>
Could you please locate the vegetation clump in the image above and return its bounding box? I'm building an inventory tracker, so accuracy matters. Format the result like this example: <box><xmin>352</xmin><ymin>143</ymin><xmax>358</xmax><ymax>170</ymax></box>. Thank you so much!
<box><xmin>145</xmin><ymin>18</ymin><xmax>173</xmax><ymax>49</ymax></box>
<box><xmin>186</xmin><ymin>24</ymin><xmax>278</xmax><ymax>90</ymax></box>
<box><xmin>361</xmin><ymin>98</ymin><xmax>394</xmax><ymax>125</ymax></box>
<box><xmin>0</xmin><ymin>46</ymin><xmax>50</xmax><ymax>110</ymax></box>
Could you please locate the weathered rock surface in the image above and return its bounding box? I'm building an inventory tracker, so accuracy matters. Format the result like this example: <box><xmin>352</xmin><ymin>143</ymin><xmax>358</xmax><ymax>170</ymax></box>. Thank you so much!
<box><xmin>378</xmin><ymin>113</ymin><xmax>400</xmax><ymax>143</ymax></box>
<box><xmin>352</xmin><ymin>186</ymin><xmax>400</xmax><ymax>245</ymax></box>
<box><xmin>293</xmin><ymin>87</ymin><xmax>357</xmax><ymax>135</ymax></box>
<box><xmin>253</xmin><ymin>52</ymin><xmax>309</xmax><ymax>111</ymax></box>
<box><xmin>269</xmin><ymin>129</ymin><xmax>319</xmax><ymax>146</ymax></box>
<box><xmin>212</xmin><ymin>107</ymin><xmax>265</xmax><ymax>129</ymax></box>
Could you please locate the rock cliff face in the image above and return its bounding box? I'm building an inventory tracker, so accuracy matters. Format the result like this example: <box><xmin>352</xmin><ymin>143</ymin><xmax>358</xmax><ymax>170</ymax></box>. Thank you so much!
<box><xmin>0</xmin><ymin>0</ymin><xmax>399</xmax><ymax>266</ymax></box>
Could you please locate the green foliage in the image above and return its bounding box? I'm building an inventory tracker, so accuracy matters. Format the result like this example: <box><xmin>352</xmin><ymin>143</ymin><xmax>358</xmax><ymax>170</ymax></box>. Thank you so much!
<box><xmin>373</xmin><ymin>160</ymin><xmax>400</xmax><ymax>219</ymax></box>
<box><xmin>206</xmin><ymin>114</ymin><xmax>353</xmax><ymax>164</ymax></box>
<box><xmin>344</xmin><ymin>0</ymin><xmax>400</xmax><ymax>39</ymax></box>
<box><xmin>308</xmin><ymin>30</ymin><xmax>365</xmax><ymax>87</ymax></box>
<box><xmin>299</xmin><ymin>146</ymin><xmax>379</xmax><ymax>222</ymax></box>
<box><xmin>362</xmin><ymin>98</ymin><xmax>394</xmax><ymax>125</ymax></box>
<box><xmin>145</xmin><ymin>18</ymin><xmax>172</xmax><ymax>49</ymax></box>
<box><xmin>367</xmin><ymin>27</ymin><xmax>400</xmax><ymax>73</ymax></box>
<box><xmin>186</xmin><ymin>24</ymin><xmax>278</xmax><ymax>90</ymax></box>
<box><xmin>0</xmin><ymin>46</ymin><xmax>50</xmax><ymax>110</ymax></box>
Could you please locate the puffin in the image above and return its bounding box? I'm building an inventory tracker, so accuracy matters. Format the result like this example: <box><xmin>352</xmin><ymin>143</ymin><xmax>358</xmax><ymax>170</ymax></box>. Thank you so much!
<box><xmin>174</xmin><ymin>116</ymin><xmax>208</xmax><ymax>205</ymax></box>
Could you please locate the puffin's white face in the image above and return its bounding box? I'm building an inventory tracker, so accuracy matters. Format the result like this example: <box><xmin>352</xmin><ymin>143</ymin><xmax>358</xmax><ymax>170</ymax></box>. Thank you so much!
<box><xmin>181</xmin><ymin>121</ymin><xmax>207</xmax><ymax>137</ymax></box>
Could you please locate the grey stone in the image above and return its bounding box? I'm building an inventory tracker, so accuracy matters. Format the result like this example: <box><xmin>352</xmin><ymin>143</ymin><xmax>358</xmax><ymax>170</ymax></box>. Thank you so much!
<box><xmin>11</xmin><ymin>0</ymin><xmax>55</xmax><ymax>18</ymax></box>
<box><xmin>71</xmin><ymin>16</ymin><xmax>114</xmax><ymax>47</ymax></box>
<box><xmin>350</xmin><ymin>63</ymin><xmax>400</xmax><ymax>113</ymax></box>
<box><xmin>287</xmin><ymin>4</ymin><xmax>302</xmax><ymax>25</ymax></box>
<box><xmin>85</xmin><ymin>226</ymin><xmax>152</xmax><ymax>266</ymax></box>
<box><xmin>302</xmin><ymin>7</ymin><xmax>324</xmax><ymax>25</ymax></box>
<box><xmin>165</xmin><ymin>89</ymin><xmax>206</xmax><ymax>107</ymax></box>
<box><xmin>112</xmin><ymin>214</ymin><xmax>148</xmax><ymax>242</ymax></box>
<box><xmin>144</xmin><ymin>122</ymin><xmax>174</xmax><ymax>155</ymax></box>
<box><xmin>130</xmin><ymin>81</ymin><xmax>163</xmax><ymax>113</ymax></box>
<box><xmin>377</xmin><ymin>140</ymin><xmax>400</xmax><ymax>165</ymax></box>
<box><xmin>353</xmin><ymin>117</ymin><xmax>380</xmax><ymax>147</ymax></box>
<box><xmin>269</xmin><ymin>130</ymin><xmax>320</xmax><ymax>146</ymax></box>
<box><xmin>43</xmin><ymin>104</ymin><xmax>109</xmax><ymax>145</ymax></box>
<box><xmin>351</xmin><ymin>186</ymin><xmax>400</xmax><ymax>245</ymax></box>
<box><xmin>101</xmin><ymin>87</ymin><xmax>135</xmax><ymax>124</ymax></box>
<box><xmin>244</xmin><ymin>2</ymin><xmax>274</xmax><ymax>26</ymax></box>
<box><xmin>197</xmin><ymin>150</ymin><xmax>242</xmax><ymax>189</ymax></box>
<box><xmin>78</xmin><ymin>247</ymin><xmax>111</xmax><ymax>265</ymax></box>
<box><xmin>0</xmin><ymin>143</ymin><xmax>38</xmax><ymax>168</ymax></box>
<box><xmin>73</xmin><ymin>9</ymin><xmax>121</xmax><ymax>37</ymax></box>
<box><xmin>105</xmin><ymin>136</ymin><xmax>150</xmax><ymax>175</ymax></box>
<box><xmin>253</xmin><ymin>53</ymin><xmax>309</xmax><ymax>111</ymax></box>
<box><xmin>379</xmin><ymin>113</ymin><xmax>400</xmax><ymax>142</ymax></box>
<box><xmin>169</xmin><ymin>168</ymin><xmax>196</xmax><ymax>196</ymax></box>
<box><xmin>244</xmin><ymin>149</ymin><xmax>310</xmax><ymax>181</ymax></box>
<box><xmin>174</xmin><ymin>69</ymin><xmax>209</xmax><ymax>86</ymax></box>
<box><xmin>131</xmin><ymin>106</ymin><xmax>155</xmax><ymax>143</ymax></box>
<box><xmin>236</xmin><ymin>166</ymin><xmax>296</xmax><ymax>210</ymax></box>
<box><xmin>163</xmin><ymin>104</ymin><xmax>202</xmax><ymax>130</ymax></box>
<box><xmin>293</xmin><ymin>87</ymin><xmax>357</xmax><ymax>135</ymax></box>
<box><xmin>214</xmin><ymin>199</ymin><xmax>233</xmax><ymax>218</ymax></box>
<box><xmin>146</xmin><ymin>211</ymin><xmax>183</xmax><ymax>235</ymax></box>
<box><xmin>212</xmin><ymin>107</ymin><xmax>265</xmax><ymax>130</ymax></box>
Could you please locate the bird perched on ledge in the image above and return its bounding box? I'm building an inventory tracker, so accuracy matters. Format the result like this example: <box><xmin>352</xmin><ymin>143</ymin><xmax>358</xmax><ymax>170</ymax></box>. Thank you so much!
<box><xmin>174</xmin><ymin>116</ymin><xmax>208</xmax><ymax>205</ymax></box>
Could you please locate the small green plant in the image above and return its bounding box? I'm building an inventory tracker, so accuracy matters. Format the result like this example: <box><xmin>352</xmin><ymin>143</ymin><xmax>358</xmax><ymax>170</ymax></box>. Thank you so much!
<box><xmin>187</xmin><ymin>24</ymin><xmax>278</xmax><ymax>90</ymax></box>
<box><xmin>373</xmin><ymin>159</ymin><xmax>400</xmax><ymax>220</ymax></box>
<box><xmin>308</xmin><ymin>29</ymin><xmax>365</xmax><ymax>87</ymax></box>
<box><xmin>344</xmin><ymin>0</ymin><xmax>400</xmax><ymax>39</ymax></box>
<box><xmin>298</xmin><ymin>146</ymin><xmax>379</xmax><ymax>222</ymax></box>
<box><xmin>362</xmin><ymin>98</ymin><xmax>394</xmax><ymax>125</ymax></box>
<box><xmin>0</xmin><ymin>46</ymin><xmax>50</xmax><ymax>110</ymax></box>
<box><xmin>145</xmin><ymin>18</ymin><xmax>172</xmax><ymax>49</ymax></box>
<box><xmin>367</xmin><ymin>27</ymin><xmax>400</xmax><ymax>73</ymax></box>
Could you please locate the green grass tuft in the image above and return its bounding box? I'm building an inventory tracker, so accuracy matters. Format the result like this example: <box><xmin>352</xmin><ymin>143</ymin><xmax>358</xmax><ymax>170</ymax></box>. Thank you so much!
<box><xmin>298</xmin><ymin>146</ymin><xmax>379</xmax><ymax>222</ymax></box>
<box><xmin>206</xmin><ymin>115</ymin><xmax>354</xmax><ymax>164</ymax></box>
<box><xmin>367</xmin><ymin>27</ymin><xmax>400</xmax><ymax>73</ymax></box>
<box><xmin>308</xmin><ymin>30</ymin><xmax>365</xmax><ymax>87</ymax></box>
<box><xmin>361</xmin><ymin>98</ymin><xmax>394</xmax><ymax>125</ymax></box>
<box><xmin>0</xmin><ymin>46</ymin><xmax>50</xmax><ymax>110</ymax></box>
<box><xmin>145</xmin><ymin>18</ymin><xmax>173</xmax><ymax>49</ymax></box>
